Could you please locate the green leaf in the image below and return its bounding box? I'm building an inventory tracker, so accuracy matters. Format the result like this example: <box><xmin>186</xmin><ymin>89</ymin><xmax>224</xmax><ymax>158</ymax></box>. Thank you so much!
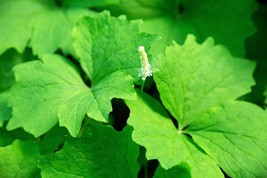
<box><xmin>154</xmin><ymin>35</ymin><xmax>255</xmax><ymax>128</ymax></box>
<box><xmin>154</xmin><ymin>164</ymin><xmax>191</xmax><ymax>178</ymax></box>
<box><xmin>39</xmin><ymin>122</ymin><xmax>140</xmax><ymax>178</ymax></box>
<box><xmin>7</xmin><ymin>50</ymin><xmax>136</xmax><ymax>137</ymax></box>
<box><xmin>7</xmin><ymin>11</ymin><xmax>156</xmax><ymax>137</ymax></box>
<box><xmin>126</xmin><ymin>35</ymin><xmax>265</xmax><ymax>177</ymax></box>
<box><xmin>109</xmin><ymin>0</ymin><xmax>258</xmax><ymax>56</ymax></box>
<box><xmin>73</xmin><ymin>11</ymin><xmax>159</xmax><ymax>82</ymax></box>
<box><xmin>0</xmin><ymin>140</ymin><xmax>41</xmax><ymax>177</ymax></box>
<box><xmin>126</xmin><ymin>91</ymin><xmax>224</xmax><ymax>177</ymax></box>
<box><xmin>7</xmin><ymin>54</ymin><xmax>89</xmax><ymax>137</ymax></box>
<box><xmin>187</xmin><ymin>101</ymin><xmax>267</xmax><ymax>178</ymax></box>
<box><xmin>0</xmin><ymin>0</ymin><xmax>89</xmax><ymax>56</ymax></box>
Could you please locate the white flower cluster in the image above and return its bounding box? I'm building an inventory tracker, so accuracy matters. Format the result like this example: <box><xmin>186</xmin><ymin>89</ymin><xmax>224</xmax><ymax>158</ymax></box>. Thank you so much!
<box><xmin>138</xmin><ymin>46</ymin><xmax>152</xmax><ymax>81</ymax></box>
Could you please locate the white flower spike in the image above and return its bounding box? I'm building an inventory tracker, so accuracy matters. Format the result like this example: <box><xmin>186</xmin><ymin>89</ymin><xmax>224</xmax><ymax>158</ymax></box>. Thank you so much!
<box><xmin>138</xmin><ymin>46</ymin><xmax>152</xmax><ymax>81</ymax></box>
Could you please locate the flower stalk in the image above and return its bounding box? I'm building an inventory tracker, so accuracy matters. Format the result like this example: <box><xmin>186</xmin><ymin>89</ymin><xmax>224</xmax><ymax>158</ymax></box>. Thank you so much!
<box><xmin>138</xmin><ymin>46</ymin><xmax>152</xmax><ymax>91</ymax></box>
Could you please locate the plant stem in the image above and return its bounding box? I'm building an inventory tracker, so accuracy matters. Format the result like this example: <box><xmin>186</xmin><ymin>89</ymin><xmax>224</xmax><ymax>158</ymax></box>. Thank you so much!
<box><xmin>141</xmin><ymin>80</ymin><xmax>148</xmax><ymax>178</ymax></box>
<box><xmin>141</xmin><ymin>80</ymin><xmax>145</xmax><ymax>91</ymax></box>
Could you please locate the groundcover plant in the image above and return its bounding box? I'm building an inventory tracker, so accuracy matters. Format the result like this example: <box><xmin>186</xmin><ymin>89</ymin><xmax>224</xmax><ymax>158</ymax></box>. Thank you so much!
<box><xmin>0</xmin><ymin>0</ymin><xmax>266</xmax><ymax>177</ymax></box>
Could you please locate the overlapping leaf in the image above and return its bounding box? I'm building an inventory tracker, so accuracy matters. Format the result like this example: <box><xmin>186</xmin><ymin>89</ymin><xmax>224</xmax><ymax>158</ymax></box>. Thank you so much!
<box><xmin>0</xmin><ymin>140</ymin><xmax>41</xmax><ymax>177</ymax></box>
<box><xmin>39</xmin><ymin>122</ymin><xmax>139</xmax><ymax>178</ymax></box>
<box><xmin>154</xmin><ymin>35</ymin><xmax>255</xmax><ymax>127</ymax></box>
<box><xmin>187</xmin><ymin>101</ymin><xmax>267</xmax><ymax>177</ymax></box>
<box><xmin>125</xmin><ymin>35</ymin><xmax>266</xmax><ymax>177</ymax></box>
<box><xmin>0</xmin><ymin>0</ymin><xmax>89</xmax><ymax>56</ymax></box>
<box><xmin>6</xmin><ymin>54</ymin><xmax>131</xmax><ymax>137</ymax></box>
<box><xmin>73</xmin><ymin>11</ymin><xmax>158</xmax><ymax>82</ymax></box>
<box><xmin>7</xmin><ymin>12</ymin><xmax>157</xmax><ymax>137</ymax></box>
<box><xmin>7</xmin><ymin>54</ymin><xmax>91</xmax><ymax>137</ymax></box>
<box><xmin>126</xmin><ymin>91</ymin><xmax>224</xmax><ymax>178</ymax></box>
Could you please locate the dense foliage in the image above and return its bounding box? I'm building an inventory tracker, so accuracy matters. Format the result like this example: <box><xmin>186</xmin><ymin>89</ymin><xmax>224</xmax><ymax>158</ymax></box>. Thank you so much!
<box><xmin>0</xmin><ymin>0</ymin><xmax>266</xmax><ymax>177</ymax></box>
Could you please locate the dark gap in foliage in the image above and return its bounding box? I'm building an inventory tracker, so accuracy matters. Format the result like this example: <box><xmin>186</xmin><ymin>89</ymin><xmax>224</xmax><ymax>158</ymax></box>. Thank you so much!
<box><xmin>138</xmin><ymin>155</ymin><xmax>159</xmax><ymax>178</ymax></box>
<box><xmin>135</xmin><ymin>76</ymin><xmax>155</xmax><ymax>92</ymax></box>
<box><xmin>89</xmin><ymin>7</ymin><xmax>107</xmax><ymax>15</ymax></box>
<box><xmin>186</xmin><ymin>136</ymin><xmax>208</xmax><ymax>155</ymax></box>
<box><xmin>181</xmin><ymin>125</ymin><xmax>191</xmax><ymax>136</ymax></box>
<box><xmin>257</xmin><ymin>0</ymin><xmax>267</xmax><ymax>4</ymax></box>
<box><xmin>180</xmin><ymin>123</ymin><xmax>192</xmax><ymax>138</ymax></box>
<box><xmin>146</xmin><ymin>77</ymin><xmax>160</xmax><ymax>99</ymax></box>
<box><xmin>183</xmin><ymin>132</ymin><xmax>192</xmax><ymax>139</ymax></box>
<box><xmin>169</xmin><ymin>113</ymin><xmax>179</xmax><ymax>129</ymax></box>
<box><xmin>137</xmin><ymin>159</ymin><xmax>159</xmax><ymax>178</ymax></box>
<box><xmin>89</xmin><ymin>7</ymin><xmax>99</xmax><ymax>12</ymax></box>
<box><xmin>134</xmin><ymin>83</ymin><xmax>142</xmax><ymax>90</ymax></box>
<box><xmin>38</xmin><ymin>123</ymin><xmax>68</xmax><ymax>155</ymax></box>
<box><xmin>110</xmin><ymin>98</ymin><xmax>130</xmax><ymax>131</ymax></box>
<box><xmin>55</xmin><ymin>0</ymin><xmax>63</xmax><ymax>7</ymax></box>
<box><xmin>244</xmin><ymin>1</ymin><xmax>267</xmax><ymax>107</ymax></box>
<box><xmin>138</xmin><ymin>146</ymin><xmax>158</xmax><ymax>177</ymax></box>
<box><xmin>178</xmin><ymin>3</ymin><xmax>185</xmax><ymax>14</ymax></box>
<box><xmin>150</xmin><ymin>89</ymin><xmax>161</xmax><ymax>103</ymax></box>
<box><xmin>148</xmin><ymin>77</ymin><xmax>179</xmax><ymax>129</ymax></box>
<box><xmin>54</xmin><ymin>141</ymin><xmax>65</xmax><ymax>153</ymax></box>
<box><xmin>221</xmin><ymin>168</ymin><xmax>231</xmax><ymax>178</ymax></box>
<box><xmin>65</xmin><ymin>53</ymin><xmax>92</xmax><ymax>88</ymax></box>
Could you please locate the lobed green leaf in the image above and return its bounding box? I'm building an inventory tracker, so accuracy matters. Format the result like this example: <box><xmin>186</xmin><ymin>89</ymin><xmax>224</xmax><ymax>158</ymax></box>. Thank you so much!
<box><xmin>126</xmin><ymin>35</ymin><xmax>265</xmax><ymax>177</ymax></box>
<box><xmin>126</xmin><ymin>91</ymin><xmax>224</xmax><ymax>177</ymax></box>
<box><xmin>7</xmin><ymin>54</ymin><xmax>90</xmax><ymax>137</ymax></box>
<box><xmin>188</xmin><ymin>101</ymin><xmax>267</xmax><ymax>178</ymax></box>
<box><xmin>154</xmin><ymin>35</ymin><xmax>255</xmax><ymax>128</ymax></box>
<box><xmin>73</xmin><ymin>11</ymin><xmax>159</xmax><ymax>82</ymax></box>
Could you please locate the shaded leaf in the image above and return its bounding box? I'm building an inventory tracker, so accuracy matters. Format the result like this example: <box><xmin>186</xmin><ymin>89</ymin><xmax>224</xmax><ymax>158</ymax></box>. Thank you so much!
<box><xmin>0</xmin><ymin>0</ymin><xmax>89</xmax><ymax>56</ymax></box>
<box><xmin>0</xmin><ymin>48</ymin><xmax>35</xmax><ymax>126</ymax></box>
<box><xmin>40</xmin><ymin>122</ymin><xmax>139</xmax><ymax>178</ymax></box>
<box><xmin>154</xmin><ymin>164</ymin><xmax>191</xmax><ymax>178</ymax></box>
